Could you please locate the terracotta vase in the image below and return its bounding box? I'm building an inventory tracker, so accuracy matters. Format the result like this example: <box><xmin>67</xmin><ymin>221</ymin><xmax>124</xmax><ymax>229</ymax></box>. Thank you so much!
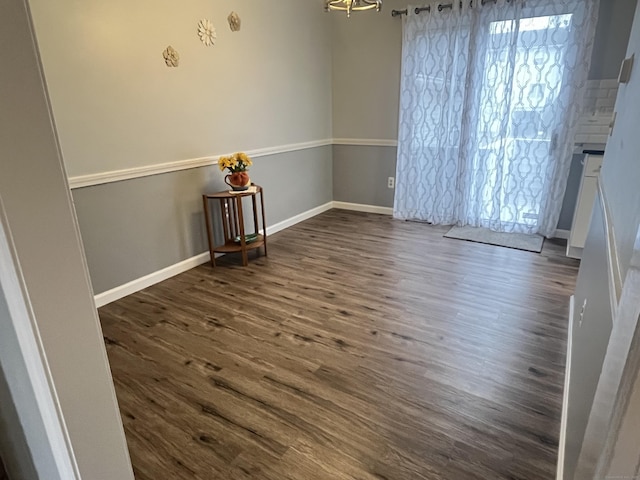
<box><xmin>225</xmin><ymin>171</ymin><xmax>250</xmax><ymax>191</ymax></box>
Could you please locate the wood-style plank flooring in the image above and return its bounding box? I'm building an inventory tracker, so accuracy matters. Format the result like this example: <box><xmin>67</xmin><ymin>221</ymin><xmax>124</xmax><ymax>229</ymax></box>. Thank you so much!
<box><xmin>0</xmin><ymin>457</ymin><xmax>7</xmax><ymax>480</ymax></box>
<box><xmin>99</xmin><ymin>210</ymin><xmax>580</xmax><ymax>480</ymax></box>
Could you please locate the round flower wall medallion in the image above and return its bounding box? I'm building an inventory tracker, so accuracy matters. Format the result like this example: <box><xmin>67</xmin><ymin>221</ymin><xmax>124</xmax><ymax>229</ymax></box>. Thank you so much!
<box><xmin>198</xmin><ymin>19</ymin><xmax>217</xmax><ymax>46</ymax></box>
<box><xmin>162</xmin><ymin>45</ymin><xmax>179</xmax><ymax>67</ymax></box>
<box><xmin>228</xmin><ymin>12</ymin><xmax>241</xmax><ymax>32</ymax></box>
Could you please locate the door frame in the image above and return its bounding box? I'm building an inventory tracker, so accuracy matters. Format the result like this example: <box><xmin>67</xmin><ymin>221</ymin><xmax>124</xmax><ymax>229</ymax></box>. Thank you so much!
<box><xmin>0</xmin><ymin>195</ymin><xmax>80</xmax><ymax>480</ymax></box>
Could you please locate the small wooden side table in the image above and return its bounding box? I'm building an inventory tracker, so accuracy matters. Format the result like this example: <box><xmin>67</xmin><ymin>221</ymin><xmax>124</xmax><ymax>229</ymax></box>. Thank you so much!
<box><xmin>202</xmin><ymin>185</ymin><xmax>267</xmax><ymax>267</ymax></box>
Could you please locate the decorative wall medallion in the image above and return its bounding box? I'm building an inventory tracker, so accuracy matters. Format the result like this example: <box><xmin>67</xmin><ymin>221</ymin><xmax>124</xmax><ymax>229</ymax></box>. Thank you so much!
<box><xmin>163</xmin><ymin>45</ymin><xmax>179</xmax><ymax>67</ymax></box>
<box><xmin>198</xmin><ymin>19</ymin><xmax>217</xmax><ymax>46</ymax></box>
<box><xmin>227</xmin><ymin>12</ymin><xmax>241</xmax><ymax>32</ymax></box>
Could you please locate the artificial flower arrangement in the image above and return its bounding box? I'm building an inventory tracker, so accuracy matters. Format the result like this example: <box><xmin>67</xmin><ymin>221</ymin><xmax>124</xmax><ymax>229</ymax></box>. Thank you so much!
<box><xmin>218</xmin><ymin>152</ymin><xmax>253</xmax><ymax>191</ymax></box>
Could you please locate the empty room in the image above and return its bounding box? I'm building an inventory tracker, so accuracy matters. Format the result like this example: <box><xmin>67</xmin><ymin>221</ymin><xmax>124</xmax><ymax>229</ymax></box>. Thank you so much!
<box><xmin>3</xmin><ymin>0</ymin><xmax>640</xmax><ymax>479</ymax></box>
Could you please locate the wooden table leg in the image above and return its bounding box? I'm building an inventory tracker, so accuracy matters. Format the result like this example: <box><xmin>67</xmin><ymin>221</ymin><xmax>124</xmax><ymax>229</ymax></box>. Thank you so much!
<box><xmin>251</xmin><ymin>194</ymin><xmax>259</xmax><ymax>234</ymax></box>
<box><xmin>251</xmin><ymin>194</ymin><xmax>261</xmax><ymax>258</ymax></box>
<box><xmin>236</xmin><ymin>196</ymin><xmax>248</xmax><ymax>266</ymax></box>
<box><xmin>260</xmin><ymin>189</ymin><xmax>268</xmax><ymax>257</ymax></box>
<box><xmin>202</xmin><ymin>195</ymin><xmax>216</xmax><ymax>267</ymax></box>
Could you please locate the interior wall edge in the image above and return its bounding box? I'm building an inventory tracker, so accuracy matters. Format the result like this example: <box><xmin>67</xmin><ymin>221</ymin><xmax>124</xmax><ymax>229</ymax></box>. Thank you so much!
<box><xmin>557</xmin><ymin>294</ymin><xmax>576</xmax><ymax>480</ymax></box>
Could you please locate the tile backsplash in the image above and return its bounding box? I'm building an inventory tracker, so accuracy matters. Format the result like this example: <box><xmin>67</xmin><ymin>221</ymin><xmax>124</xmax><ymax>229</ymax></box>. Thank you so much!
<box><xmin>575</xmin><ymin>79</ymin><xmax>618</xmax><ymax>145</ymax></box>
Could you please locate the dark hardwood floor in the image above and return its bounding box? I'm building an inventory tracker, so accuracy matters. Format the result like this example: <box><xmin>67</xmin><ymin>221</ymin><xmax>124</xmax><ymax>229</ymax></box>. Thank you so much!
<box><xmin>99</xmin><ymin>210</ymin><xmax>579</xmax><ymax>480</ymax></box>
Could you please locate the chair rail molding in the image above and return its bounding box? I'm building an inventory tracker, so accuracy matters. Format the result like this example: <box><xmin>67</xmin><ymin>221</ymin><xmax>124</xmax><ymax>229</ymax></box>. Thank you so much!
<box><xmin>68</xmin><ymin>138</ymin><xmax>405</xmax><ymax>189</ymax></box>
<box><xmin>68</xmin><ymin>139</ymin><xmax>334</xmax><ymax>189</ymax></box>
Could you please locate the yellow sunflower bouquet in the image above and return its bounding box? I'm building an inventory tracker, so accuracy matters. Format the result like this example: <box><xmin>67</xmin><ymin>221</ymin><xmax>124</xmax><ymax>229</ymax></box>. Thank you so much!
<box><xmin>218</xmin><ymin>152</ymin><xmax>253</xmax><ymax>191</ymax></box>
<box><xmin>218</xmin><ymin>152</ymin><xmax>253</xmax><ymax>173</ymax></box>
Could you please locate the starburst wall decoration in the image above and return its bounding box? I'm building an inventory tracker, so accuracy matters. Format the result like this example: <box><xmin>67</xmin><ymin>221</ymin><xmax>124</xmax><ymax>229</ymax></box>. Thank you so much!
<box><xmin>197</xmin><ymin>19</ymin><xmax>217</xmax><ymax>46</ymax></box>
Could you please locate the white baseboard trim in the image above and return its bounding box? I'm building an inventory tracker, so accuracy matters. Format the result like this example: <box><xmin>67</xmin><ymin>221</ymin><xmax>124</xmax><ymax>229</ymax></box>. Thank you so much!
<box><xmin>553</xmin><ymin>229</ymin><xmax>571</xmax><ymax>240</ymax></box>
<box><xmin>332</xmin><ymin>201</ymin><xmax>393</xmax><ymax>216</ymax></box>
<box><xmin>557</xmin><ymin>294</ymin><xmax>575</xmax><ymax>480</ymax></box>
<box><xmin>93</xmin><ymin>252</ymin><xmax>211</xmax><ymax>308</ymax></box>
<box><xmin>93</xmin><ymin>201</ymin><xmax>334</xmax><ymax>308</ymax></box>
<box><xmin>265</xmin><ymin>202</ymin><xmax>333</xmax><ymax>236</ymax></box>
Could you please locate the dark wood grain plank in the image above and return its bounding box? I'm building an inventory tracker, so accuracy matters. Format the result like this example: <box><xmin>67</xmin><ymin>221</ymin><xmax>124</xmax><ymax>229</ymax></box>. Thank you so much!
<box><xmin>100</xmin><ymin>209</ymin><xmax>579</xmax><ymax>480</ymax></box>
<box><xmin>0</xmin><ymin>456</ymin><xmax>7</xmax><ymax>480</ymax></box>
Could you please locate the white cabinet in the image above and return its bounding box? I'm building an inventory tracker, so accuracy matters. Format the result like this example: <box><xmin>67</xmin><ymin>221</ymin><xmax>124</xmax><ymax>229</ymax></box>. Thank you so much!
<box><xmin>567</xmin><ymin>154</ymin><xmax>604</xmax><ymax>259</ymax></box>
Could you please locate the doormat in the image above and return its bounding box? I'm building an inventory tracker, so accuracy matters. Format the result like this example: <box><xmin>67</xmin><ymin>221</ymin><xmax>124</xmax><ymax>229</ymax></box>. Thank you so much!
<box><xmin>444</xmin><ymin>226</ymin><xmax>544</xmax><ymax>253</ymax></box>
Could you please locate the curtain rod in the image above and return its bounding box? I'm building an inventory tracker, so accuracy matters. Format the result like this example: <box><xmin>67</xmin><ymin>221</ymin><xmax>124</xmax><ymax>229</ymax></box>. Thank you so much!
<box><xmin>391</xmin><ymin>0</ymin><xmax>501</xmax><ymax>17</ymax></box>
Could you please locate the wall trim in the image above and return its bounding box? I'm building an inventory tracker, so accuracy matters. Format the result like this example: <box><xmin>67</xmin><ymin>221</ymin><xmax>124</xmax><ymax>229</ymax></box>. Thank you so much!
<box><xmin>93</xmin><ymin>201</ymin><xmax>334</xmax><ymax>307</ymax></box>
<box><xmin>332</xmin><ymin>138</ymin><xmax>398</xmax><ymax>147</ymax></box>
<box><xmin>599</xmin><ymin>181</ymin><xmax>623</xmax><ymax>310</ymax></box>
<box><xmin>92</xmin><ymin>200</ymin><xmax>578</xmax><ymax>307</ymax></box>
<box><xmin>333</xmin><ymin>201</ymin><xmax>394</xmax><ymax>215</ymax></box>
<box><xmin>69</xmin><ymin>139</ymin><xmax>333</xmax><ymax>189</ymax></box>
<box><xmin>68</xmin><ymin>139</ymin><xmax>403</xmax><ymax>189</ymax></box>
<box><xmin>264</xmin><ymin>202</ymin><xmax>333</xmax><ymax>236</ymax></box>
<box><xmin>556</xmin><ymin>294</ymin><xmax>575</xmax><ymax>480</ymax></box>
<box><xmin>553</xmin><ymin>229</ymin><xmax>571</xmax><ymax>240</ymax></box>
<box><xmin>93</xmin><ymin>252</ymin><xmax>211</xmax><ymax>308</ymax></box>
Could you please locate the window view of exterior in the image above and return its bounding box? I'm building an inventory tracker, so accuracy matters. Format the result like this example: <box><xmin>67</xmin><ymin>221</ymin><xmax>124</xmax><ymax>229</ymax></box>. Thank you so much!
<box><xmin>477</xmin><ymin>14</ymin><xmax>573</xmax><ymax>226</ymax></box>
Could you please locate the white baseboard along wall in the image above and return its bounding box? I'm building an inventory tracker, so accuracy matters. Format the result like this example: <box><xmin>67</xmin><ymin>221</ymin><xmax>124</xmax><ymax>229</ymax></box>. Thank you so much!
<box><xmin>93</xmin><ymin>202</ymin><xmax>334</xmax><ymax>308</ymax></box>
<box><xmin>93</xmin><ymin>201</ymin><xmax>572</xmax><ymax>308</ymax></box>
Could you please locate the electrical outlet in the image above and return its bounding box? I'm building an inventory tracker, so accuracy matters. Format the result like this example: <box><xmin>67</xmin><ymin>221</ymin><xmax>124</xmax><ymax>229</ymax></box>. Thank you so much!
<box><xmin>388</xmin><ymin>177</ymin><xmax>395</xmax><ymax>189</ymax></box>
<box><xmin>619</xmin><ymin>54</ymin><xmax>634</xmax><ymax>84</ymax></box>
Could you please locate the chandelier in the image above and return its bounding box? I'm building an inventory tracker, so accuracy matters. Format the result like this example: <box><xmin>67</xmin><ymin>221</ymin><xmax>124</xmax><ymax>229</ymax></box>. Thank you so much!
<box><xmin>325</xmin><ymin>0</ymin><xmax>382</xmax><ymax>17</ymax></box>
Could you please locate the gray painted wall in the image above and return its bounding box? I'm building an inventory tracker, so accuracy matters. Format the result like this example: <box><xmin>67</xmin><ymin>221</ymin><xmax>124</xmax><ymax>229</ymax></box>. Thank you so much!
<box><xmin>74</xmin><ymin>146</ymin><xmax>333</xmax><ymax>294</ymax></box>
<box><xmin>601</xmin><ymin>2</ymin><xmax>640</xmax><ymax>283</ymax></box>
<box><xmin>590</xmin><ymin>0</ymin><xmax>638</xmax><ymax>80</ymax></box>
<box><xmin>557</xmin><ymin>154</ymin><xmax>586</xmax><ymax>231</ymax></box>
<box><xmin>333</xmin><ymin>145</ymin><xmax>397</xmax><ymax>208</ymax></box>
<box><xmin>564</xmin><ymin>195</ymin><xmax>614</xmax><ymax>480</ymax></box>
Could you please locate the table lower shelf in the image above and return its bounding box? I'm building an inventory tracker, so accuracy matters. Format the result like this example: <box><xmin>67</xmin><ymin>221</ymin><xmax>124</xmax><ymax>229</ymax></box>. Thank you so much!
<box><xmin>212</xmin><ymin>235</ymin><xmax>265</xmax><ymax>254</ymax></box>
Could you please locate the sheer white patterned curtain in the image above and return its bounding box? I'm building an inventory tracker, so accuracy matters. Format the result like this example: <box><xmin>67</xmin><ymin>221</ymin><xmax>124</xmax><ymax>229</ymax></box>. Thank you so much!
<box><xmin>394</xmin><ymin>0</ymin><xmax>600</xmax><ymax>236</ymax></box>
